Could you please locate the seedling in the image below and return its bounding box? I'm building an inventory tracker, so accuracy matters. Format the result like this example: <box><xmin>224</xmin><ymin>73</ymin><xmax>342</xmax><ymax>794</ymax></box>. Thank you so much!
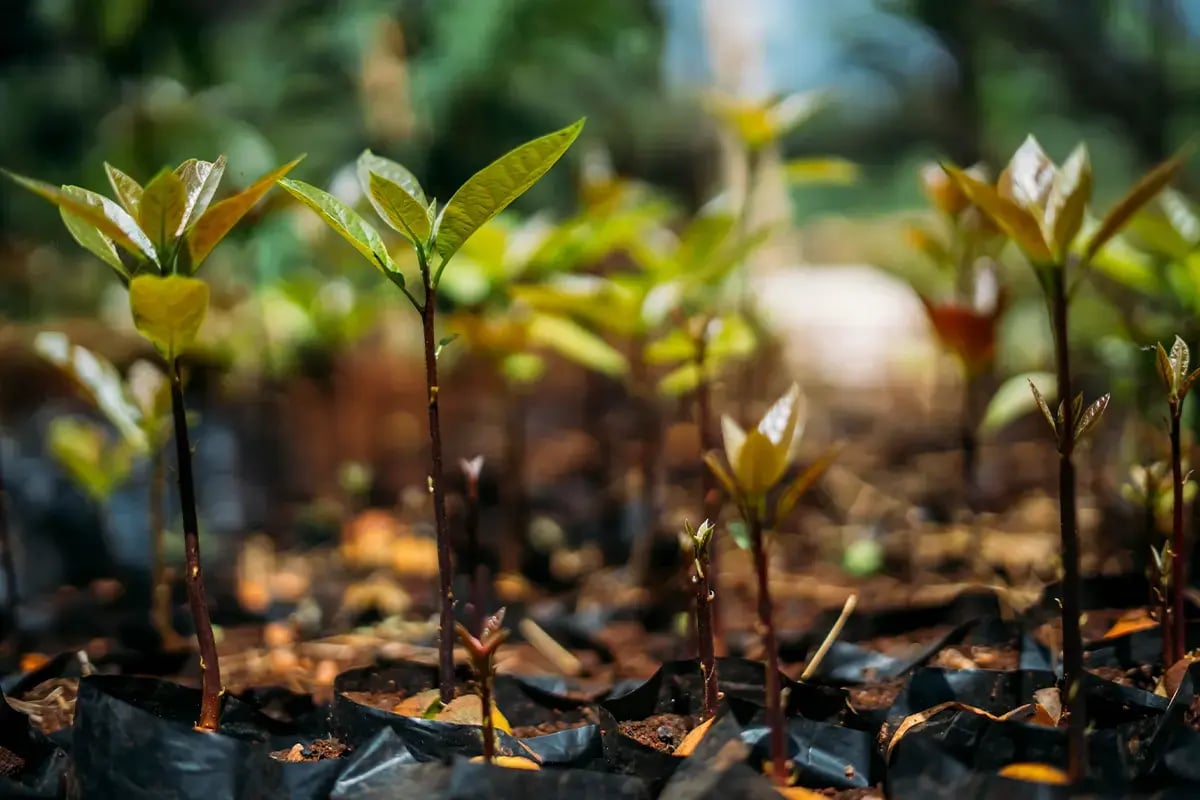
<box><xmin>705</xmin><ymin>384</ymin><xmax>838</xmax><ymax>785</ymax></box>
<box><xmin>945</xmin><ymin>135</ymin><xmax>1183</xmax><ymax>779</ymax></box>
<box><xmin>278</xmin><ymin>120</ymin><xmax>583</xmax><ymax>703</ymax></box>
<box><xmin>455</xmin><ymin>609</ymin><xmax>510</xmax><ymax>763</ymax></box>
<box><xmin>682</xmin><ymin>519</ymin><xmax>718</xmax><ymax>719</ymax></box>
<box><xmin>1153</xmin><ymin>336</ymin><xmax>1200</xmax><ymax>664</ymax></box>
<box><xmin>6</xmin><ymin>153</ymin><xmax>304</xmax><ymax>730</ymax></box>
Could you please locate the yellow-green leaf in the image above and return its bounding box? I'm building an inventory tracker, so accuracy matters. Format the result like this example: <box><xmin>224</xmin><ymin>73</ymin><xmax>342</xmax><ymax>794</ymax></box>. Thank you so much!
<box><xmin>4</xmin><ymin>171</ymin><xmax>157</xmax><ymax>263</ymax></box>
<box><xmin>277</xmin><ymin>178</ymin><xmax>396</xmax><ymax>276</ymax></box>
<box><xmin>527</xmin><ymin>312</ymin><xmax>627</xmax><ymax>377</ymax></box>
<box><xmin>784</xmin><ymin>157</ymin><xmax>860</xmax><ymax>186</ymax></box>
<box><xmin>175</xmin><ymin>156</ymin><xmax>226</xmax><ymax>229</ymax></box>
<box><xmin>1043</xmin><ymin>143</ymin><xmax>1091</xmax><ymax>259</ymax></box>
<box><xmin>704</xmin><ymin>451</ymin><xmax>738</xmax><ymax>498</ymax></box>
<box><xmin>367</xmin><ymin>171</ymin><xmax>431</xmax><ymax>244</ymax></box>
<box><xmin>187</xmin><ymin>156</ymin><xmax>304</xmax><ymax>269</ymax></box>
<box><xmin>138</xmin><ymin>169</ymin><xmax>187</xmax><ymax>252</ymax></box>
<box><xmin>105</xmin><ymin>163</ymin><xmax>143</xmax><ymax>216</ymax></box>
<box><xmin>775</xmin><ymin>444</ymin><xmax>841</xmax><ymax>522</ymax></box>
<box><xmin>658</xmin><ymin>362</ymin><xmax>702</xmax><ymax>396</ymax></box>
<box><xmin>1084</xmin><ymin>150</ymin><xmax>1188</xmax><ymax>263</ymax></box>
<box><xmin>943</xmin><ymin>165</ymin><xmax>1051</xmax><ymax>264</ymax></box>
<box><xmin>734</xmin><ymin>429</ymin><xmax>787</xmax><ymax>495</ymax></box>
<box><xmin>435</xmin><ymin>119</ymin><xmax>584</xmax><ymax>262</ymax></box>
<box><xmin>48</xmin><ymin>416</ymin><xmax>133</xmax><ymax>501</ymax></box>
<box><xmin>59</xmin><ymin>188</ymin><xmax>127</xmax><ymax>278</ymax></box>
<box><xmin>721</xmin><ymin>415</ymin><xmax>747</xmax><ymax>475</ymax></box>
<box><xmin>357</xmin><ymin>150</ymin><xmax>425</xmax><ymax>205</ymax></box>
<box><xmin>129</xmin><ymin>275</ymin><xmax>210</xmax><ymax>359</ymax></box>
<box><xmin>756</xmin><ymin>383</ymin><xmax>804</xmax><ymax>456</ymax></box>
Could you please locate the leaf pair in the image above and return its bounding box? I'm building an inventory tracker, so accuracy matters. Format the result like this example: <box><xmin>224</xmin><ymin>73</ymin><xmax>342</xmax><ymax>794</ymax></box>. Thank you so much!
<box><xmin>944</xmin><ymin>135</ymin><xmax>1186</xmax><ymax>266</ymax></box>
<box><xmin>48</xmin><ymin>416</ymin><xmax>136</xmax><ymax>502</ymax></box>
<box><xmin>279</xmin><ymin>119</ymin><xmax>585</xmax><ymax>297</ymax></box>
<box><xmin>1028</xmin><ymin>380</ymin><xmax>1110</xmax><ymax>446</ymax></box>
<box><xmin>683</xmin><ymin>519</ymin><xmax>716</xmax><ymax>576</ymax></box>
<box><xmin>1155</xmin><ymin>335</ymin><xmax>1200</xmax><ymax>404</ymax></box>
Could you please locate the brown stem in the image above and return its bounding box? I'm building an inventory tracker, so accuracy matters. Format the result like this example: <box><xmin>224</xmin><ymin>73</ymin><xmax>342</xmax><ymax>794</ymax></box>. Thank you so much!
<box><xmin>693</xmin><ymin>559</ymin><xmax>718</xmax><ymax>719</ymax></box>
<box><xmin>149</xmin><ymin>446</ymin><xmax>172</xmax><ymax>643</ymax></box>
<box><xmin>751</xmin><ymin>516</ymin><xmax>787</xmax><ymax>785</ymax></box>
<box><xmin>502</xmin><ymin>386</ymin><xmax>528</xmax><ymax>576</ymax></box>
<box><xmin>1171</xmin><ymin>403</ymin><xmax>1186</xmax><ymax>663</ymax></box>
<box><xmin>1050</xmin><ymin>274</ymin><xmax>1086</xmax><ymax>781</ymax></box>
<box><xmin>169</xmin><ymin>362</ymin><xmax>221</xmax><ymax>731</ymax></box>
<box><xmin>695</xmin><ymin>331</ymin><xmax>724</xmax><ymax>648</ymax></box>
<box><xmin>421</xmin><ymin>274</ymin><xmax>455</xmax><ymax>705</ymax></box>
<box><xmin>1152</xmin><ymin>465</ymin><xmax>1173</xmax><ymax>666</ymax></box>
<box><xmin>0</xmin><ymin>446</ymin><xmax>18</xmax><ymax>639</ymax></box>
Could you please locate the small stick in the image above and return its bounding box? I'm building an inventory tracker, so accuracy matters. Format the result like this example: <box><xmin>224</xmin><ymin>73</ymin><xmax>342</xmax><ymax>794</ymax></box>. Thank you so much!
<box><xmin>801</xmin><ymin>594</ymin><xmax>858</xmax><ymax>681</ymax></box>
<box><xmin>518</xmin><ymin>618</ymin><xmax>582</xmax><ymax>676</ymax></box>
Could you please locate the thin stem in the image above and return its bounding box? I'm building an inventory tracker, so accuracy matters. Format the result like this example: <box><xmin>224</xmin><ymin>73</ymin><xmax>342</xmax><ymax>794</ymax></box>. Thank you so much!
<box><xmin>1171</xmin><ymin>403</ymin><xmax>1186</xmax><ymax>664</ymax></box>
<box><xmin>169</xmin><ymin>361</ymin><xmax>221</xmax><ymax>731</ymax></box>
<box><xmin>751</xmin><ymin>516</ymin><xmax>787</xmax><ymax>786</ymax></box>
<box><xmin>693</xmin><ymin>558</ymin><xmax>718</xmax><ymax>719</ymax></box>
<box><xmin>149</xmin><ymin>446</ymin><xmax>172</xmax><ymax>644</ymax></box>
<box><xmin>465</xmin><ymin>471</ymin><xmax>485</xmax><ymax>638</ymax></box>
<box><xmin>421</xmin><ymin>265</ymin><xmax>455</xmax><ymax>704</ymax></box>
<box><xmin>1049</xmin><ymin>273</ymin><xmax>1086</xmax><ymax>782</ymax></box>
<box><xmin>0</xmin><ymin>444</ymin><xmax>18</xmax><ymax>640</ymax></box>
<box><xmin>695</xmin><ymin>329</ymin><xmax>724</xmax><ymax>648</ymax></box>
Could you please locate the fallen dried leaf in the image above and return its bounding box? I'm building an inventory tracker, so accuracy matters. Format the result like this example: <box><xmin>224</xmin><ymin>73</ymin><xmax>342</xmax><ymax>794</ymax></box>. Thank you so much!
<box><xmin>998</xmin><ymin>762</ymin><xmax>1069</xmax><ymax>785</ymax></box>
<box><xmin>673</xmin><ymin>717</ymin><xmax>714</xmax><ymax>757</ymax></box>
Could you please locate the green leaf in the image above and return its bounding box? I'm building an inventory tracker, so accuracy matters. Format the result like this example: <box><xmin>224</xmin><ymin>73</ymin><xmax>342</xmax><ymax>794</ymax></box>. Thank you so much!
<box><xmin>726</xmin><ymin>520</ymin><xmax>753</xmax><ymax>551</ymax></box>
<box><xmin>979</xmin><ymin>371</ymin><xmax>1057</xmax><ymax>435</ymax></box>
<box><xmin>4</xmin><ymin>171</ymin><xmax>157</xmax><ymax>264</ymax></box>
<box><xmin>187</xmin><ymin>156</ymin><xmax>304</xmax><ymax>269</ymax></box>
<box><xmin>33</xmin><ymin>331</ymin><xmax>147</xmax><ymax>450</ymax></box>
<box><xmin>1042</xmin><ymin>143</ymin><xmax>1091</xmax><ymax>260</ymax></box>
<box><xmin>1028</xmin><ymin>379</ymin><xmax>1057</xmax><ymax>436</ymax></box>
<box><xmin>998</xmin><ymin>135</ymin><xmax>1056</xmax><ymax>212</ymax></box>
<box><xmin>105</xmin><ymin>163</ymin><xmax>143</xmax><ymax>215</ymax></box>
<box><xmin>435</xmin><ymin>119</ymin><xmax>584</xmax><ymax>262</ymax></box>
<box><xmin>774</xmin><ymin>444</ymin><xmax>840</xmax><ymax>522</ymax></box>
<box><xmin>367</xmin><ymin>171</ymin><xmax>432</xmax><ymax>245</ymax></box>
<box><xmin>1073</xmin><ymin>393</ymin><xmax>1110</xmax><ymax>443</ymax></box>
<box><xmin>720</xmin><ymin>415</ymin><xmax>747</xmax><ymax>477</ymax></box>
<box><xmin>138</xmin><ymin>169</ymin><xmax>188</xmax><ymax>253</ymax></box>
<box><xmin>129</xmin><ymin>275</ymin><xmax>210</xmax><ymax>360</ymax></box>
<box><xmin>357</xmin><ymin>150</ymin><xmax>425</xmax><ymax>205</ymax></box>
<box><xmin>943</xmin><ymin>165</ymin><xmax>1051</xmax><ymax>264</ymax></box>
<box><xmin>48</xmin><ymin>416</ymin><xmax>133</xmax><ymax>501</ymax></box>
<box><xmin>658</xmin><ymin>363</ymin><xmax>702</xmax><ymax>396</ymax></box>
<box><xmin>435</xmin><ymin>334</ymin><xmax>458</xmax><ymax>361</ymax></box>
<box><xmin>734</xmin><ymin>429</ymin><xmax>787</xmax><ymax>495</ymax></box>
<box><xmin>277</xmin><ymin>178</ymin><xmax>396</xmax><ymax>275</ymax></box>
<box><xmin>1171</xmin><ymin>335</ymin><xmax>1190</xmax><ymax>390</ymax></box>
<box><xmin>500</xmin><ymin>352</ymin><xmax>546</xmax><ymax>386</ymax></box>
<box><xmin>1085</xmin><ymin>150</ymin><xmax>1188</xmax><ymax>263</ymax></box>
<box><xmin>175</xmin><ymin>156</ymin><xmax>227</xmax><ymax>229</ymax></box>
<box><xmin>645</xmin><ymin>327</ymin><xmax>695</xmax><ymax>365</ymax></box>
<box><xmin>526</xmin><ymin>312</ymin><xmax>627</xmax><ymax>377</ymax></box>
<box><xmin>59</xmin><ymin>188</ymin><xmax>127</xmax><ymax>279</ymax></box>
<box><xmin>784</xmin><ymin>157</ymin><xmax>860</xmax><ymax>186</ymax></box>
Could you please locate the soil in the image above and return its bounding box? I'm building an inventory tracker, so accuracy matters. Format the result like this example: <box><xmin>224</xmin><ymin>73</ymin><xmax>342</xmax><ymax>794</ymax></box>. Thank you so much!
<box><xmin>929</xmin><ymin>642</ymin><xmax>1019</xmax><ymax>671</ymax></box>
<box><xmin>0</xmin><ymin>745</ymin><xmax>26</xmax><ymax>779</ymax></box>
<box><xmin>342</xmin><ymin>687</ymin><xmax>444</xmax><ymax>714</ymax></box>
<box><xmin>1089</xmin><ymin>663</ymin><xmax>1161</xmax><ymax>693</ymax></box>
<box><xmin>847</xmin><ymin>677</ymin><xmax>907</xmax><ymax>711</ymax></box>
<box><xmin>509</xmin><ymin>710</ymin><xmax>594</xmax><ymax>738</ymax></box>
<box><xmin>269</xmin><ymin>738</ymin><xmax>349</xmax><ymax>762</ymax></box>
<box><xmin>814</xmin><ymin>787</ymin><xmax>884</xmax><ymax>799</ymax></box>
<box><xmin>617</xmin><ymin>712</ymin><xmax>697</xmax><ymax>753</ymax></box>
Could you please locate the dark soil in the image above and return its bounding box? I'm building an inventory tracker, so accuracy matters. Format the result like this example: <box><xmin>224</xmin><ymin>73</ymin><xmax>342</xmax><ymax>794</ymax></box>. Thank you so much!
<box><xmin>1089</xmin><ymin>663</ymin><xmax>1160</xmax><ymax>693</ymax></box>
<box><xmin>270</xmin><ymin>738</ymin><xmax>349</xmax><ymax>762</ymax></box>
<box><xmin>0</xmin><ymin>745</ymin><xmax>25</xmax><ymax>778</ymax></box>
<box><xmin>848</xmin><ymin>677</ymin><xmax>907</xmax><ymax>711</ymax></box>
<box><xmin>814</xmin><ymin>787</ymin><xmax>884</xmax><ymax>799</ymax></box>
<box><xmin>618</xmin><ymin>712</ymin><xmax>696</xmax><ymax>753</ymax></box>
<box><xmin>510</xmin><ymin>711</ymin><xmax>593</xmax><ymax>738</ymax></box>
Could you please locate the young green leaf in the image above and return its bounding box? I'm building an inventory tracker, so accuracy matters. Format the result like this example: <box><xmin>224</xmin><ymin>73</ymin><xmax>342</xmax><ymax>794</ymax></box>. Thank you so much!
<box><xmin>59</xmin><ymin>188</ymin><xmax>128</xmax><ymax>279</ymax></box>
<box><xmin>943</xmin><ymin>165</ymin><xmax>1051</xmax><ymax>263</ymax></box>
<box><xmin>434</xmin><ymin>119</ymin><xmax>585</xmax><ymax>263</ymax></box>
<box><xmin>367</xmin><ymin>171</ymin><xmax>431</xmax><ymax>245</ymax></box>
<box><xmin>998</xmin><ymin>135</ymin><xmax>1056</xmax><ymax>211</ymax></box>
<box><xmin>1028</xmin><ymin>379</ymin><xmax>1057</xmax><ymax>435</ymax></box>
<box><xmin>129</xmin><ymin>274</ymin><xmax>210</xmax><ymax>360</ymax></box>
<box><xmin>1073</xmin><ymin>393</ymin><xmax>1110</xmax><ymax>443</ymax></box>
<box><xmin>726</xmin><ymin>520</ymin><xmax>753</xmax><ymax>551</ymax></box>
<box><xmin>1084</xmin><ymin>151</ymin><xmax>1187</xmax><ymax>262</ymax></box>
<box><xmin>526</xmin><ymin>313</ymin><xmax>627</xmax><ymax>377</ymax></box>
<box><xmin>784</xmin><ymin>157</ymin><xmax>859</xmax><ymax>186</ymax></box>
<box><xmin>48</xmin><ymin>416</ymin><xmax>133</xmax><ymax>502</ymax></box>
<box><xmin>658</xmin><ymin>363</ymin><xmax>703</xmax><ymax>396</ymax></box>
<box><xmin>175</xmin><ymin>156</ymin><xmax>227</xmax><ymax>229</ymax></box>
<box><xmin>734</xmin><ymin>429</ymin><xmax>788</xmax><ymax>496</ymax></box>
<box><xmin>4</xmin><ymin>172</ymin><xmax>157</xmax><ymax>263</ymax></box>
<box><xmin>1170</xmin><ymin>335</ymin><xmax>1190</xmax><ymax>388</ymax></box>
<box><xmin>138</xmin><ymin>169</ymin><xmax>188</xmax><ymax>254</ymax></box>
<box><xmin>277</xmin><ymin>178</ymin><xmax>396</xmax><ymax>275</ymax></box>
<box><xmin>979</xmin><ymin>371</ymin><xmax>1057</xmax><ymax>434</ymax></box>
<box><xmin>357</xmin><ymin>150</ymin><xmax>425</xmax><ymax>205</ymax></box>
<box><xmin>187</xmin><ymin>156</ymin><xmax>304</xmax><ymax>269</ymax></box>
<box><xmin>774</xmin><ymin>444</ymin><xmax>841</xmax><ymax>522</ymax></box>
<box><xmin>105</xmin><ymin>163</ymin><xmax>143</xmax><ymax>216</ymax></box>
<box><xmin>1042</xmin><ymin>143</ymin><xmax>1091</xmax><ymax>259</ymax></box>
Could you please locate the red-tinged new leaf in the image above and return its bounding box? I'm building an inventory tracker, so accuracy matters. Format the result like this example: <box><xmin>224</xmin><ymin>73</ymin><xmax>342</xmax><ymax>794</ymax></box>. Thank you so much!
<box><xmin>1074</xmin><ymin>393</ymin><xmax>1110</xmax><ymax>443</ymax></box>
<box><xmin>187</xmin><ymin>156</ymin><xmax>304</xmax><ymax>269</ymax></box>
<box><xmin>1158</xmin><ymin>342</ymin><xmax>1176</xmax><ymax>395</ymax></box>
<box><xmin>1028</xmin><ymin>380</ymin><xmax>1057</xmax><ymax>436</ymax></box>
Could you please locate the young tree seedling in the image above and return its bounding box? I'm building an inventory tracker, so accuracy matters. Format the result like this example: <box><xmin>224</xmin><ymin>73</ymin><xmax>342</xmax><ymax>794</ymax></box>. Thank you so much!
<box><xmin>278</xmin><ymin>120</ymin><xmax>583</xmax><ymax>703</ymax></box>
<box><xmin>6</xmin><ymin>153</ymin><xmax>304</xmax><ymax>730</ymax></box>
<box><xmin>945</xmin><ymin>135</ymin><xmax>1183</xmax><ymax>780</ymax></box>
<box><xmin>682</xmin><ymin>519</ymin><xmax>719</xmax><ymax>719</ymax></box>
<box><xmin>455</xmin><ymin>609</ymin><xmax>510</xmax><ymax>763</ymax></box>
<box><xmin>1154</xmin><ymin>335</ymin><xmax>1200</xmax><ymax>664</ymax></box>
<box><xmin>36</xmin><ymin>335</ymin><xmax>176</xmax><ymax>644</ymax></box>
<box><xmin>705</xmin><ymin>384</ymin><xmax>839</xmax><ymax>786</ymax></box>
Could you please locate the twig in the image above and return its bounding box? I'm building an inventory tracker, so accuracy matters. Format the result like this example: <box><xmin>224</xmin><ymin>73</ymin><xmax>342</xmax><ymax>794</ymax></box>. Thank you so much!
<box><xmin>801</xmin><ymin>594</ymin><xmax>858</xmax><ymax>681</ymax></box>
<box><xmin>518</xmin><ymin>618</ymin><xmax>582</xmax><ymax>677</ymax></box>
